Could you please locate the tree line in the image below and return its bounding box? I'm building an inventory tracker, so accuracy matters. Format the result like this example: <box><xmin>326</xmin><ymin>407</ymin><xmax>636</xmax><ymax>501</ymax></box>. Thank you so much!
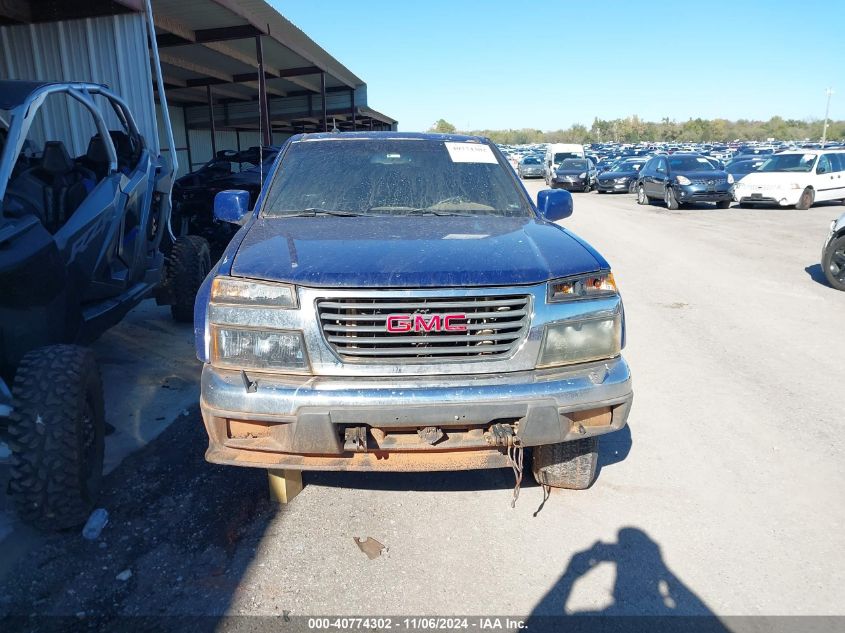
<box><xmin>428</xmin><ymin>116</ymin><xmax>844</xmax><ymax>144</ymax></box>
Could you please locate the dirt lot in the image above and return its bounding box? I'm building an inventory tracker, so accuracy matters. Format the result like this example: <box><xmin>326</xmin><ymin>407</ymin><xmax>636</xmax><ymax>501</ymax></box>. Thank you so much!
<box><xmin>1</xmin><ymin>185</ymin><xmax>843</xmax><ymax>628</ymax></box>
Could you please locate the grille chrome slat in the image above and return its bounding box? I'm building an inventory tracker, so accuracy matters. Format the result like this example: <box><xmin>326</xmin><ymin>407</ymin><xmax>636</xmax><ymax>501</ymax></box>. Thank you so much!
<box><xmin>322</xmin><ymin>322</ymin><xmax>525</xmax><ymax>334</ymax></box>
<box><xmin>317</xmin><ymin>294</ymin><xmax>531</xmax><ymax>363</ymax></box>
<box><xmin>326</xmin><ymin>331</ymin><xmax>524</xmax><ymax>345</ymax></box>
<box><xmin>318</xmin><ymin>298</ymin><xmax>526</xmax><ymax>310</ymax></box>
<box><xmin>336</xmin><ymin>344</ymin><xmax>516</xmax><ymax>357</ymax></box>
<box><xmin>319</xmin><ymin>309</ymin><xmax>528</xmax><ymax>322</ymax></box>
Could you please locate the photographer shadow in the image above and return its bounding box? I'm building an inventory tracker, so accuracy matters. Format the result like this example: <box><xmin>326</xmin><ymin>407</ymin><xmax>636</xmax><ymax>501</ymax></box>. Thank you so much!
<box><xmin>527</xmin><ymin>527</ymin><xmax>731</xmax><ymax>631</ymax></box>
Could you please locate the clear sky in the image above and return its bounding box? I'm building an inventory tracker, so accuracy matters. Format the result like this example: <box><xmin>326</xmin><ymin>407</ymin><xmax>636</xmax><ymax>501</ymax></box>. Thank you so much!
<box><xmin>272</xmin><ymin>1</ymin><xmax>844</xmax><ymax>132</ymax></box>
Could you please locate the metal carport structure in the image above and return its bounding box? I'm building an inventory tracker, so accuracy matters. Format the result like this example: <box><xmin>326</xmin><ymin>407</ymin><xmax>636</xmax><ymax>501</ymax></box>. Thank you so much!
<box><xmin>0</xmin><ymin>0</ymin><xmax>397</xmax><ymax>175</ymax></box>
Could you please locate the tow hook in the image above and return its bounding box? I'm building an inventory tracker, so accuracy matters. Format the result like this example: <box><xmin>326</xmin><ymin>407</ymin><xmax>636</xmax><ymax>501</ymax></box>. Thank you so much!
<box><xmin>486</xmin><ymin>423</ymin><xmax>524</xmax><ymax>508</ymax></box>
<box><xmin>343</xmin><ymin>426</ymin><xmax>368</xmax><ymax>452</ymax></box>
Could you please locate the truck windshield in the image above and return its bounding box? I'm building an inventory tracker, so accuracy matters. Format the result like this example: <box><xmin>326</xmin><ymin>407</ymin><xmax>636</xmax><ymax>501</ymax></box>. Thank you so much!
<box><xmin>262</xmin><ymin>138</ymin><xmax>531</xmax><ymax>218</ymax></box>
<box><xmin>553</xmin><ymin>152</ymin><xmax>580</xmax><ymax>163</ymax></box>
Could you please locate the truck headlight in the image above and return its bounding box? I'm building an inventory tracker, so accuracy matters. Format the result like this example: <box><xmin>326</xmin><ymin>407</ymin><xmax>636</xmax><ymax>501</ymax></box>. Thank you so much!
<box><xmin>211</xmin><ymin>277</ymin><xmax>297</xmax><ymax>307</ymax></box>
<box><xmin>548</xmin><ymin>272</ymin><xmax>617</xmax><ymax>302</ymax></box>
<box><xmin>211</xmin><ymin>326</ymin><xmax>309</xmax><ymax>372</ymax></box>
<box><xmin>537</xmin><ymin>312</ymin><xmax>623</xmax><ymax>368</ymax></box>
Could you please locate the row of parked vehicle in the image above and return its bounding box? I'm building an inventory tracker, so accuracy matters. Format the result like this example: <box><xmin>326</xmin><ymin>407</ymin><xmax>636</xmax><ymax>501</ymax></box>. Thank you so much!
<box><xmin>513</xmin><ymin>144</ymin><xmax>845</xmax><ymax>293</ymax></box>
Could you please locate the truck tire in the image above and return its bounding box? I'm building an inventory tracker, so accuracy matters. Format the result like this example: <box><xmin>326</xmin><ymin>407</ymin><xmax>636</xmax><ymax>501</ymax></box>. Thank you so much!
<box><xmin>822</xmin><ymin>234</ymin><xmax>845</xmax><ymax>291</ymax></box>
<box><xmin>795</xmin><ymin>188</ymin><xmax>815</xmax><ymax>210</ymax></box>
<box><xmin>7</xmin><ymin>345</ymin><xmax>105</xmax><ymax>530</ymax></box>
<box><xmin>169</xmin><ymin>235</ymin><xmax>211</xmax><ymax>323</ymax></box>
<box><xmin>532</xmin><ymin>437</ymin><xmax>598</xmax><ymax>490</ymax></box>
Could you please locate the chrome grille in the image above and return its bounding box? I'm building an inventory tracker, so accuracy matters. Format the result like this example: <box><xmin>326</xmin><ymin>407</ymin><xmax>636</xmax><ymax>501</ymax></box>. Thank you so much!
<box><xmin>317</xmin><ymin>295</ymin><xmax>531</xmax><ymax>362</ymax></box>
<box><xmin>691</xmin><ymin>177</ymin><xmax>726</xmax><ymax>185</ymax></box>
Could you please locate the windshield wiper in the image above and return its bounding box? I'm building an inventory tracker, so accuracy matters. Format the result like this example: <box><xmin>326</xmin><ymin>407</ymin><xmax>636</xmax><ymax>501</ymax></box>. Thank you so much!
<box><xmin>284</xmin><ymin>208</ymin><xmax>371</xmax><ymax>217</ymax></box>
<box><xmin>404</xmin><ymin>208</ymin><xmax>475</xmax><ymax>217</ymax></box>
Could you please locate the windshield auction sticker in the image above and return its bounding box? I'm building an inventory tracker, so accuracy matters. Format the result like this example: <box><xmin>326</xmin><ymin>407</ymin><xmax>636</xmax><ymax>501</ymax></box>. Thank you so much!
<box><xmin>445</xmin><ymin>142</ymin><xmax>498</xmax><ymax>164</ymax></box>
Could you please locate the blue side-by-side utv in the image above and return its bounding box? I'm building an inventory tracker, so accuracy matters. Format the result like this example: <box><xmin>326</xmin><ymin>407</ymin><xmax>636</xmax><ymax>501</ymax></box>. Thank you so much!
<box><xmin>0</xmin><ymin>80</ymin><xmax>210</xmax><ymax>529</ymax></box>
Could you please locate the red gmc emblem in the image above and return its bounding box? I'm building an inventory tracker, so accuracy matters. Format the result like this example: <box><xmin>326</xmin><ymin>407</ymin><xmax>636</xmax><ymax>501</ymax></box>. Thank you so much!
<box><xmin>386</xmin><ymin>313</ymin><xmax>468</xmax><ymax>333</ymax></box>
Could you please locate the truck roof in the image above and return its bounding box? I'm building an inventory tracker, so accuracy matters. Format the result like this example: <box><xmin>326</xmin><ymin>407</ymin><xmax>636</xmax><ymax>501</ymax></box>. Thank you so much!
<box><xmin>291</xmin><ymin>131</ymin><xmax>490</xmax><ymax>144</ymax></box>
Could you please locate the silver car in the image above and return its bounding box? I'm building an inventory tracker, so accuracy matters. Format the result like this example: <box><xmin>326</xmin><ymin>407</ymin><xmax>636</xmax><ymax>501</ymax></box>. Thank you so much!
<box><xmin>518</xmin><ymin>155</ymin><xmax>545</xmax><ymax>178</ymax></box>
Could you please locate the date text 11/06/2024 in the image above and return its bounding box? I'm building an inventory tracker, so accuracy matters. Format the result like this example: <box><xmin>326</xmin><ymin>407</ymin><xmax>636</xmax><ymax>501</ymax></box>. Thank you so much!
<box><xmin>306</xmin><ymin>617</ymin><xmax>527</xmax><ymax>630</ymax></box>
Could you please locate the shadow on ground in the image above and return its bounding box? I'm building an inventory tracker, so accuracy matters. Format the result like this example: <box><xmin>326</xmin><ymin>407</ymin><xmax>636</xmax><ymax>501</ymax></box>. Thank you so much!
<box><xmin>805</xmin><ymin>263</ymin><xmax>832</xmax><ymax>288</ymax></box>
<box><xmin>525</xmin><ymin>526</ymin><xmax>732</xmax><ymax>632</ymax></box>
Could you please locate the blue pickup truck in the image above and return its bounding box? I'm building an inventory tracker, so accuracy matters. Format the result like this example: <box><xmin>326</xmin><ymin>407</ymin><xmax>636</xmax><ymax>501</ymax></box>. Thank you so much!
<box><xmin>195</xmin><ymin>132</ymin><xmax>632</xmax><ymax>495</ymax></box>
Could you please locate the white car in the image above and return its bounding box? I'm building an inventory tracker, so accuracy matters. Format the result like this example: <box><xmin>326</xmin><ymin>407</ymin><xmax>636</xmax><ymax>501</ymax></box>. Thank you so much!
<box><xmin>732</xmin><ymin>150</ymin><xmax>845</xmax><ymax>209</ymax></box>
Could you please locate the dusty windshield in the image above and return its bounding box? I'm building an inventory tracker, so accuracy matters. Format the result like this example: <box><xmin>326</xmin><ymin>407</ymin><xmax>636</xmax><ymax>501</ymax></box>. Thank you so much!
<box><xmin>262</xmin><ymin>138</ymin><xmax>531</xmax><ymax>217</ymax></box>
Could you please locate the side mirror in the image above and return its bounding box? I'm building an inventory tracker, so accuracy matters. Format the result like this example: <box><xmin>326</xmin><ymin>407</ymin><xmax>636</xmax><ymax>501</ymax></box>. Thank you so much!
<box><xmin>536</xmin><ymin>189</ymin><xmax>573</xmax><ymax>222</ymax></box>
<box><xmin>214</xmin><ymin>189</ymin><xmax>251</xmax><ymax>224</ymax></box>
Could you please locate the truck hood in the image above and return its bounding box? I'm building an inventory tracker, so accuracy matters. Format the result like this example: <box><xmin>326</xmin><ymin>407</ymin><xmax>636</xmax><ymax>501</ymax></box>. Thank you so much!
<box><xmin>229</xmin><ymin>216</ymin><xmax>602</xmax><ymax>288</ymax></box>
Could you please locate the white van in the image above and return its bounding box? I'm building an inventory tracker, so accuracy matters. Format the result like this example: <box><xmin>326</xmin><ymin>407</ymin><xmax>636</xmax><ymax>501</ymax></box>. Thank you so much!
<box><xmin>544</xmin><ymin>143</ymin><xmax>586</xmax><ymax>185</ymax></box>
<box><xmin>732</xmin><ymin>150</ymin><xmax>845</xmax><ymax>209</ymax></box>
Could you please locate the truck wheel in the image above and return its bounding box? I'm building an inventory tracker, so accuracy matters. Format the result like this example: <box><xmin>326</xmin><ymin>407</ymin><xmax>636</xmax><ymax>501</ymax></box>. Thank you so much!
<box><xmin>7</xmin><ymin>345</ymin><xmax>105</xmax><ymax>530</ymax></box>
<box><xmin>532</xmin><ymin>437</ymin><xmax>598</xmax><ymax>490</ymax></box>
<box><xmin>665</xmin><ymin>187</ymin><xmax>680</xmax><ymax>210</ymax></box>
<box><xmin>795</xmin><ymin>188</ymin><xmax>815</xmax><ymax>210</ymax></box>
<box><xmin>822</xmin><ymin>234</ymin><xmax>845</xmax><ymax>291</ymax></box>
<box><xmin>715</xmin><ymin>200</ymin><xmax>731</xmax><ymax>209</ymax></box>
<box><xmin>169</xmin><ymin>235</ymin><xmax>211</xmax><ymax>323</ymax></box>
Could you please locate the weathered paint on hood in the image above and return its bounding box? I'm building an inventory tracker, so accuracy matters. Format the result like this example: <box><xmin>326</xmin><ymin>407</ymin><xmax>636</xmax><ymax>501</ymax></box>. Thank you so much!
<box><xmin>229</xmin><ymin>216</ymin><xmax>603</xmax><ymax>288</ymax></box>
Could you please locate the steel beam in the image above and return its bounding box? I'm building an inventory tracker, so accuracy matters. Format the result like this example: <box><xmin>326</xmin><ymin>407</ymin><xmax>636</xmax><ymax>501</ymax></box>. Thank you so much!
<box><xmin>320</xmin><ymin>72</ymin><xmax>327</xmax><ymax>132</ymax></box>
<box><xmin>207</xmin><ymin>85</ymin><xmax>217</xmax><ymax>155</ymax></box>
<box><xmin>256</xmin><ymin>35</ymin><xmax>272</xmax><ymax>146</ymax></box>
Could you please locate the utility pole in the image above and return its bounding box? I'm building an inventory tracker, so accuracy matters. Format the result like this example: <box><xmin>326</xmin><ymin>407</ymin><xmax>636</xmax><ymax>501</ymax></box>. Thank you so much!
<box><xmin>821</xmin><ymin>88</ymin><xmax>834</xmax><ymax>146</ymax></box>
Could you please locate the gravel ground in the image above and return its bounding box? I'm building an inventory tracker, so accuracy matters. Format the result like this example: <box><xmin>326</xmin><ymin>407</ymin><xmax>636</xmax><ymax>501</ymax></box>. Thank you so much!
<box><xmin>1</xmin><ymin>186</ymin><xmax>843</xmax><ymax>629</ymax></box>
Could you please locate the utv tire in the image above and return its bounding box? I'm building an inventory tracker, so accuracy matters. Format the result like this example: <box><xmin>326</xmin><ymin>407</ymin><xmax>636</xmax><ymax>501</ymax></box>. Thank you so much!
<box><xmin>795</xmin><ymin>188</ymin><xmax>815</xmax><ymax>210</ymax></box>
<box><xmin>7</xmin><ymin>345</ymin><xmax>105</xmax><ymax>530</ymax></box>
<box><xmin>822</xmin><ymin>234</ymin><xmax>845</xmax><ymax>291</ymax></box>
<box><xmin>169</xmin><ymin>235</ymin><xmax>211</xmax><ymax>323</ymax></box>
<box><xmin>716</xmin><ymin>200</ymin><xmax>731</xmax><ymax>209</ymax></box>
<box><xmin>532</xmin><ymin>437</ymin><xmax>599</xmax><ymax>490</ymax></box>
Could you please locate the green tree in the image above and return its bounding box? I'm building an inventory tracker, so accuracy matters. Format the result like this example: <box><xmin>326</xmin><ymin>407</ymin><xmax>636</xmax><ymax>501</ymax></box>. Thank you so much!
<box><xmin>429</xmin><ymin>119</ymin><xmax>456</xmax><ymax>134</ymax></box>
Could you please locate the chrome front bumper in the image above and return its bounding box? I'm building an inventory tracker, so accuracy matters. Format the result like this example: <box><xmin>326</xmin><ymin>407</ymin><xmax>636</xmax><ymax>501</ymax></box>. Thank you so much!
<box><xmin>200</xmin><ymin>356</ymin><xmax>633</xmax><ymax>471</ymax></box>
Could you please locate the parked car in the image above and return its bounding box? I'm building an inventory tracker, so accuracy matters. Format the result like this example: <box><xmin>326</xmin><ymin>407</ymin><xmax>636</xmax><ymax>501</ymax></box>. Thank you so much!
<box><xmin>544</xmin><ymin>143</ymin><xmax>585</xmax><ymax>185</ymax></box>
<box><xmin>517</xmin><ymin>155</ymin><xmax>544</xmax><ymax>178</ymax></box>
<box><xmin>197</xmin><ymin>132</ymin><xmax>633</xmax><ymax>496</ymax></box>
<box><xmin>173</xmin><ymin>146</ymin><xmax>279</xmax><ymax>256</ymax></box>
<box><xmin>550</xmin><ymin>158</ymin><xmax>597</xmax><ymax>192</ymax></box>
<box><xmin>635</xmin><ymin>153</ymin><xmax>733</xmax><ymax>209</ymax></box>
<box><xmin>822</xmin><ymin>210</ymin><xmax>845</xmax><ymax>290</ymax></box>
<box><xmin>596</xmin><ymin>158</ymin><xmax>619</xmax><ymax>173</ymax></box>
<box><xmin>596</xmin><ymin>158</ymin><xmax>647</xmax><ymax>193</ymax></box>
<box><xmin>725</xmin><ymin>156</ymin><xmax>767</xmax><ymax>182</ymax></box>
<box><xmin>0</xmin><ymin>81</ymin><xmax>207</xmax><ymax>529</ymax></box>
<box><xmin>732</xmin><ymin>150</ymin><xmax>845</xmax><ymax>209</ymax></box>
<box><xmin>735</xmin><ymin>146</ymin><xmax>775</xmax><ymax>157</ymax></box>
